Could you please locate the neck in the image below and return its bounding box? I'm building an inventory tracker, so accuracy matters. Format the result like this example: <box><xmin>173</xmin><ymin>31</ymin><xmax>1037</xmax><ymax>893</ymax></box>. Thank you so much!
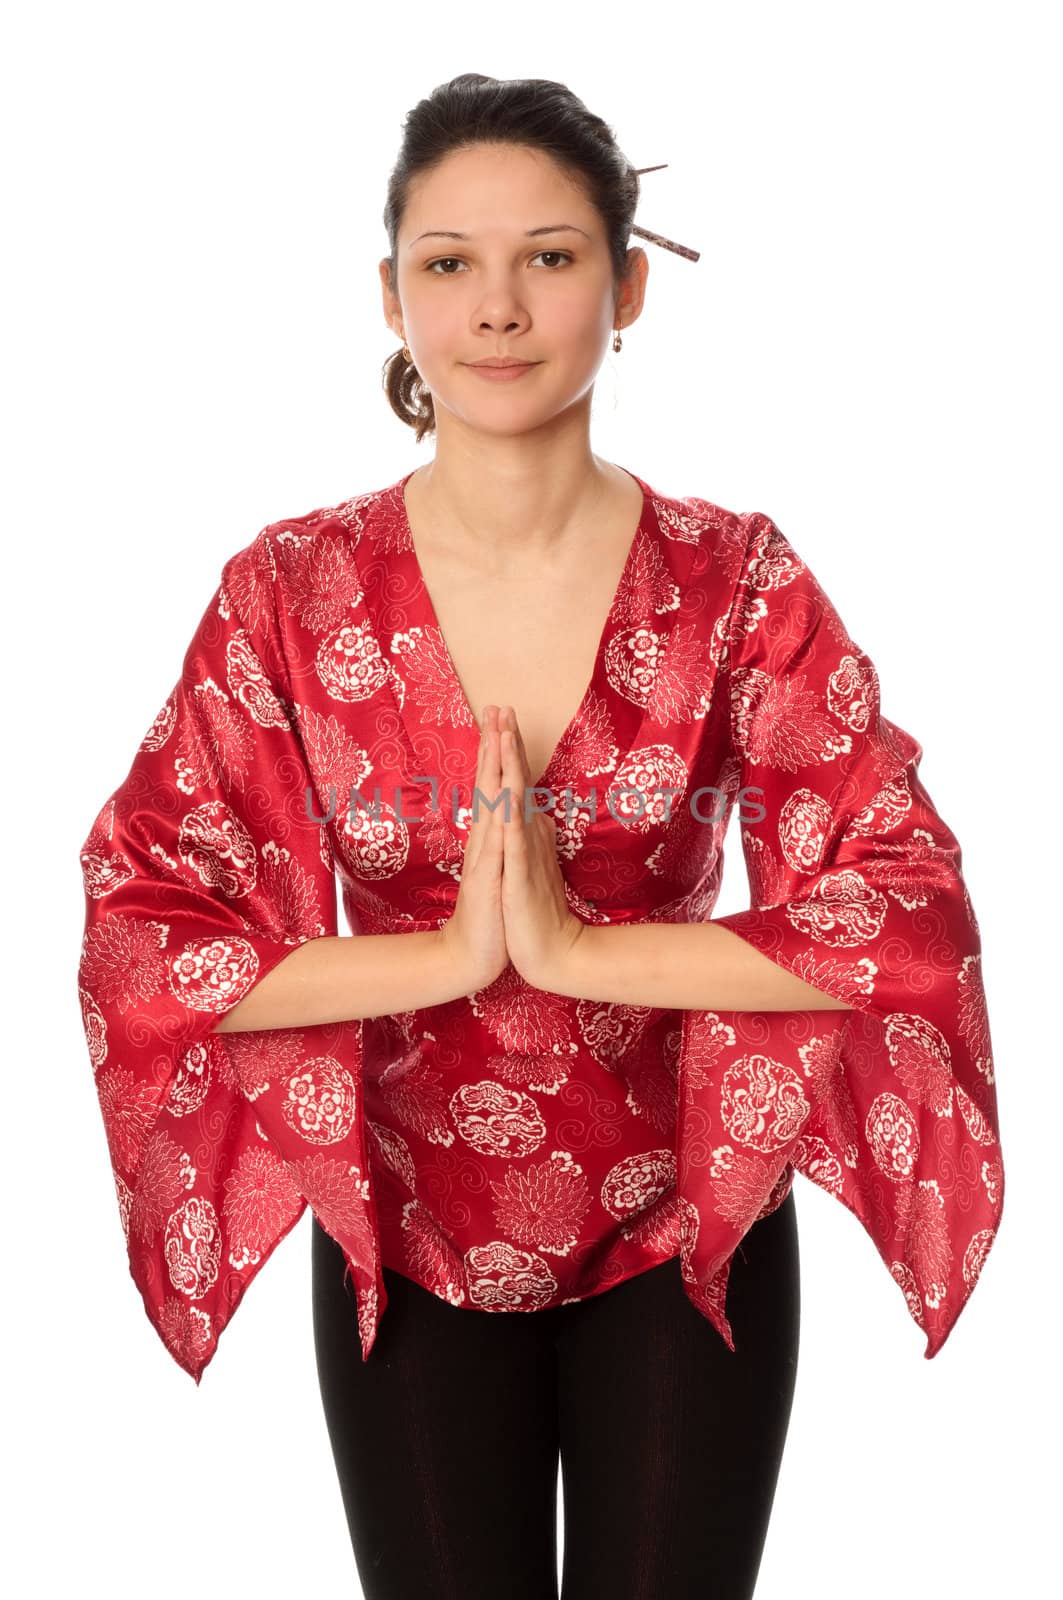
<box><xmin>404</xmin><ymin>450</ymin><xmax>626</xmax><ymax>565</ymax></box>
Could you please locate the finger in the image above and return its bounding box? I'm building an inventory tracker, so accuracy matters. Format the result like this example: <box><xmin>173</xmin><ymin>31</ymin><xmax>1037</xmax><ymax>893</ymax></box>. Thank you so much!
<box><xmin>505</xmin><ymin>706</ymin><xmax>531</xmax><ymax>781</ymax></box>
<box><xmin>500</xmin><ymin>706</ymin><xmax>526</xmax><ymax>783</ymax></box>
<box><xmin>487</xmin><ymin>707</ymin><xmax>505</xmax><ymax>807</ymax></box>
<box><xmin>476</xmin><ymin>739</ymin><xmax>504</xmax><ymax>863</ymax></box>
<box><xmin>472</xmin><ymin>709</ymin><xmax>503</xmax><ymax>848</ymax></box>
<box><xmin>485</xmin><ymin>706</ymin><xmax>502</xmax><ymax>772</ymax></box>
<box><xmin>473</xmin><ymin>712</ymin><xmax>501</xmax><ymax>842</ymax></box>
<box><xmin>501</xmin><ymin>749</ymin><xmax>527</xmax><ymax>869</ymax></box>
<box><xmin>499</xmin><ymin>723</ymin><xmax>516</xmax><ymax>808</ymax></box>
<box><xmin>501</xmin><ymin>725</ymin><xmax>527</xmax><ymax>839</ymax></box>
<box><xmin>470</xmin><ymin>711</ymin><xmax>492</xmax><ymax>836</ymax></box>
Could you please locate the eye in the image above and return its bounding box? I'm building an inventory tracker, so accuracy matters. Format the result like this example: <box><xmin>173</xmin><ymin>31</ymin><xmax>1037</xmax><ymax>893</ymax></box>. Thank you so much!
<box><xmin>424</xmin><ymin>251</ymin><xmax>574</xmax><ymax>275</ymax></box>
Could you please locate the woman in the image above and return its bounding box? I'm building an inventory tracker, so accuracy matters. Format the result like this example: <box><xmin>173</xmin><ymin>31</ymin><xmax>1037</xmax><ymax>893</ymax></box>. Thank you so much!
<box><xmin>77</xmin><ymin>73</ymin><xmax>1003</xmax><ymax>1600</ymax></box>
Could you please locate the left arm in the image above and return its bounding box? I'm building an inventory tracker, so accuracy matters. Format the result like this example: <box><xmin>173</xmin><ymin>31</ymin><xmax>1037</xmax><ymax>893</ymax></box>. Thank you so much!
<box><xmin>540</xmin><ymin>917</ymin><xmax>853</xmax><ymax>1011</ymax></box>
<box><xmin>494</xmin><ymin>703</ymin><xmax>848</xmax><ymax>1011</ymax></box>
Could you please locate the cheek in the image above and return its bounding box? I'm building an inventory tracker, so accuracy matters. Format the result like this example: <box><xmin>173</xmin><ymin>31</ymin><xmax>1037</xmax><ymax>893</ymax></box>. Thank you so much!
<box><xmin>418</xmin><ymin>311</ymin><xmax>467</xmax><ymax>356</ymax></box>
<box><xmin>402</xmin><ymin>286</ymin><xmax>465</xmax><ymax>349</ymax></box>
<box><xmin>549</xmin><ymin>296</ymin><xmax>610</xmax><ymax>345</ymax></box>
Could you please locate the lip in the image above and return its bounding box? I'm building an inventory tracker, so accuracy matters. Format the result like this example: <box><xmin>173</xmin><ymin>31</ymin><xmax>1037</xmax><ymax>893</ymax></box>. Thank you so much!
<box><xmin>464</xmin><ymin>361</ymin><xmax>541</xmax><ymax>383</ymax></box>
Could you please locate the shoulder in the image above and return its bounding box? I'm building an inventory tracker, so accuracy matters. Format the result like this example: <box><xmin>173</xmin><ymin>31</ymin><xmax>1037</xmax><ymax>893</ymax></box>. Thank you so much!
<box><xmin>733</xmin><ymin>510</ymin><xmax>810</xmax><ymax>595</ymax></box>
<box><xmin>219</xmin><ymin>484</ymin><xmax>378</xmax><ymax>586</ymax></box>
<box><xmin>645</xmin><ymin>479</ymin><xmax>772</xmax><ymax>589</ymax></box>
<box><xmin>229</xmin><ymin>488</ymin><xmax>373</xmax><ymax>568</ymax></box>
<box><xmin>640</xmin><ymin>492</ymin><xmax>814</xmax><ymax>676</ymax></box>
<box><xmin>228</xmin><ymin>478</ymin><xmax>412</xmax><ymax>582</ymax></box>
<box><xmin>218</xmin><ymin>480</ymin><xmax>404</xmax><ymax>646</ymax></box>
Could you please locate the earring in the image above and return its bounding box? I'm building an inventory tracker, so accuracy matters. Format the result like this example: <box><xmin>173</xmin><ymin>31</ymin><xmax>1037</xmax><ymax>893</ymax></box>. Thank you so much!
<box><xmin>612</xmin><ymin>326</ymin><xmax>623</xmax><ymax>352</ymax></box>
<box><xmin>401</xmin><ymin>340</ymin><xmax>412</xmax><ymax>362</ymax></box>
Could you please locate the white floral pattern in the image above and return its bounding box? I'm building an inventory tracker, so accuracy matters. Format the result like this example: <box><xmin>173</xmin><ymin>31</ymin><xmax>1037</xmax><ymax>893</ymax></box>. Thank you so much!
<box><xmin>76</xmin><ymin>470</ymin><xmax>1004</xmax><ymax>1383</ymax></box>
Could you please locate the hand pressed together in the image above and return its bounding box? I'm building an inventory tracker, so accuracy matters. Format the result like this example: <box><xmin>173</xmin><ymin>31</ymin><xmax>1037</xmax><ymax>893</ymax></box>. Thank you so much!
<box><xmin>495</xmin><ymin>704</ymin><xmax>587</xmax><ymax>989</ymax></box>
<box><xmin>438</xmin><ymin>703</ymin><xmax>587</xmax><ymax>995</ymax></box>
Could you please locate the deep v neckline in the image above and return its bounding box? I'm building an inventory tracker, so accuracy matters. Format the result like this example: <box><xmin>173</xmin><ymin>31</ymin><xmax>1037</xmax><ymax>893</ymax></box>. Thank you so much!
<box><xmin>394</xmin><ymin>464</ymin><xmax>654</xmax><ymax>793</ymax></box>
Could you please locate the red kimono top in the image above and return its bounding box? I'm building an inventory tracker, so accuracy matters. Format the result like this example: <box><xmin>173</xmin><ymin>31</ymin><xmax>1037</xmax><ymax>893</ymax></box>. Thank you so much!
<box><xmin>76</xmin><ymin>468</ymin><xmax>1005</xmax><ymax>1385</ymax></box>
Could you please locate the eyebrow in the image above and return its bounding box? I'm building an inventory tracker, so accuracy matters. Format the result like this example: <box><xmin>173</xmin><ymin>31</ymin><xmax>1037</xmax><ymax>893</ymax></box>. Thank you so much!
<box><xmin>408</xmin><ymin>224</ymin><xmax>591</xmax><ymax>249</ymax></box>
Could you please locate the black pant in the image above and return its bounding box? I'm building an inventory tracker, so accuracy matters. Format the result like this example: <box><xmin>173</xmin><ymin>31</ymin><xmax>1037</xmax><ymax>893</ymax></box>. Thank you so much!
<box><xmin>311</xmin><ymin>1188</ymin><xmax>800</xmax><ymax>1600</ymax></box>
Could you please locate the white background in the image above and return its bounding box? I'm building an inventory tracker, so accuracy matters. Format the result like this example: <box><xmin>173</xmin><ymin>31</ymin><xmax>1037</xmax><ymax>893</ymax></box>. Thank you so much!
<box><xmin>5</xmin><ymin>2</ymin><xmax>1056</xmax><ymax>1595</ymax></box>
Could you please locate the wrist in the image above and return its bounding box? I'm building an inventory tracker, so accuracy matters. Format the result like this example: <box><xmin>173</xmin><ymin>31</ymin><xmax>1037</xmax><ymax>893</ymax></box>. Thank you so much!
<box><xmin>432</xmin><ymin>923</ymin><xmax>484</xmax><ymax>1000</ymax></box>
<box><xmin>535</xmin><ymin>918</ymin><xmax>599</xmax><ymax>999</ymax></box>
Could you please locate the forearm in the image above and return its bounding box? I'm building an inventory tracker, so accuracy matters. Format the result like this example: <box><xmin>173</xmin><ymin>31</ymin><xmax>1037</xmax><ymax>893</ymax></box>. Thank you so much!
<box><xmin>549</xmin><ymin>920</ymin><xmax>854</xmax><ymax>1012</ymax></box>
<box><xmin>214</xmin><ymin>929</ymin><xmax>467</xmax><ymax>1033</ymax></box>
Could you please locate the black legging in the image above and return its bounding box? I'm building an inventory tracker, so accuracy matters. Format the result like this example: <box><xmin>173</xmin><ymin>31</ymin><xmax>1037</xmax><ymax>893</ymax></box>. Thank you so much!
<box><xmin>311</xmin><ymin>1188</ymin><xmax>800</xmax><ymax>1600</ymax></box>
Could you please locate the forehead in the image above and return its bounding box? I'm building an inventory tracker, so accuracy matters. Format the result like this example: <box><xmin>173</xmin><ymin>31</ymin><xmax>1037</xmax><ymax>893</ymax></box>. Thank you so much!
<box><xmin>402</xmin><ymin>144</ymin><xmax>598</xmax><ymax>240</ymax></box>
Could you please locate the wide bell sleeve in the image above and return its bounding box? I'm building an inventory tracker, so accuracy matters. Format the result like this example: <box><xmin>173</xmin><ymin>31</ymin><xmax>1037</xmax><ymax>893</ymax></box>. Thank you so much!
<box><xmin>76</xmin><ymin>530</ymin><xmax>384</xmax><ymax>1385</ymax></box>
<box><xmin>678</xmin><ymin>511</ymin><xmax>1004</xmax><ymax>1360</ymax></box>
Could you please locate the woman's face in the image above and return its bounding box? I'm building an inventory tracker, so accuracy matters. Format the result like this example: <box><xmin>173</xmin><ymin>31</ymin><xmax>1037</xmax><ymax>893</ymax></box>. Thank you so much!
<box><xmin>380</xmin><ymin>142</ymin><xmax>647</xmax><ymax>435</ymax></box>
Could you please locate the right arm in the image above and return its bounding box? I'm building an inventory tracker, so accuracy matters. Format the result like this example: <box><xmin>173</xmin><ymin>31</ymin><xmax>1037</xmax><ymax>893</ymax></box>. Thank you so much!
<box><xmin>76</xmin><ymin>534</ymin><xmax>509</xmax><ymax>1382</ymax></box>
<box><xmin>218</xmin><ymin>705</ymin><xmax>513</xmax><ymax>1033</ymax></box>
<box><xmin>213</xmin><ymin>928</ymin><xmax>471</xmax><ymax>1032</ymax></box>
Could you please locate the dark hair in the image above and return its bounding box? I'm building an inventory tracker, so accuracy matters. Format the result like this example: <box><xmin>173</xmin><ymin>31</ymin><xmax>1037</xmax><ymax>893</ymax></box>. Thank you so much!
<box><xmin>381</xmin><ymin>74</ymin><xmax>642</xmax><ymax>443</ymax></box>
